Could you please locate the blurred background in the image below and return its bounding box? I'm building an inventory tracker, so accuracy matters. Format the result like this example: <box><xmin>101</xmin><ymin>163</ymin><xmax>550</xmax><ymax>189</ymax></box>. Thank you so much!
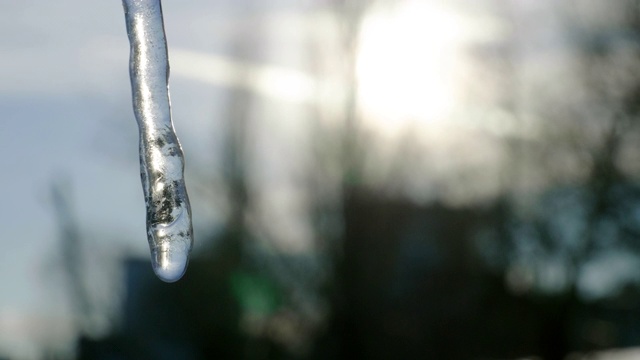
<box><xmin>3</xmin><ymin>0</ymin><xmax>640</xmax><ymax>359</ymax></box>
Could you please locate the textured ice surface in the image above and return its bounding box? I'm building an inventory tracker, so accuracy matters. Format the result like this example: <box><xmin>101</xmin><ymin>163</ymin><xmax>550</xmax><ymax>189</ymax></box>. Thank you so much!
<box><xmin>123</xmin><ymin>0</ymin><xmax>193</xmax><ymax>282</ymax></box>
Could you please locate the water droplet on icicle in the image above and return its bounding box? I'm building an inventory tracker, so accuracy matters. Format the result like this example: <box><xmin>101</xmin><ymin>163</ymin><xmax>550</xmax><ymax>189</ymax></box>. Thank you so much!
<box><xmin>123</xmin><ymin>0</ymin><xmax>193</xmax><ymax>282</ymax></box>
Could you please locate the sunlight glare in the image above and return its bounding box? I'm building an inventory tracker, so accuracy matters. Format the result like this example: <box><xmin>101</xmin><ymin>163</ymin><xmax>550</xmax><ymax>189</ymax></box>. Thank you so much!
<box><xmin>356</xmin><ymin>1</ymin><xmax>470</xmax><ymax>135</ymax></box>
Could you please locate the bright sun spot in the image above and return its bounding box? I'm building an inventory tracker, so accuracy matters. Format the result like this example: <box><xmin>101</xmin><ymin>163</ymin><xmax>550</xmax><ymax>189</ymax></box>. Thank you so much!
<box><xmin>357</xmin><ymin>1</ymin><xmax>474</xmax><ymax>135</ymax></box>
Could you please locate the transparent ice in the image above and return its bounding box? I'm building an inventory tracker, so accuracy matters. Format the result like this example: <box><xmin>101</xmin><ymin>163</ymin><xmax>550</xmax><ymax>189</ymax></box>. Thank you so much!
<box><xmin>123</xmin><ymin>0</ymin><xmax>193</xmax><ymax>282</ymax></box>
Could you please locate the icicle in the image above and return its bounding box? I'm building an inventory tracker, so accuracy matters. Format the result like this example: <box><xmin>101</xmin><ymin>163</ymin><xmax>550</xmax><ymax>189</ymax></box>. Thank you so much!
<box><xmin>123</xmin><ymin>0</ymin><xmax>193</xmax><ymax>282</ymax></box>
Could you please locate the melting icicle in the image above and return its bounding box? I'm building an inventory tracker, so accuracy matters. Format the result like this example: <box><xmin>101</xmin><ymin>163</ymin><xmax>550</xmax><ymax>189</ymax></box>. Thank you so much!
<box><xmin>123</xmin><ymin>0</ymin><xmax>193</xmax><ymax>282</ymax></box>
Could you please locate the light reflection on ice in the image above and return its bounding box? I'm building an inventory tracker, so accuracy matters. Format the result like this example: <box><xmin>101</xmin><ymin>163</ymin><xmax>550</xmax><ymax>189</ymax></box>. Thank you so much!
<box><xmin>123</xmin><ymin>0</ymin><xmax>193</xmax><ymax>282</ymax></box>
